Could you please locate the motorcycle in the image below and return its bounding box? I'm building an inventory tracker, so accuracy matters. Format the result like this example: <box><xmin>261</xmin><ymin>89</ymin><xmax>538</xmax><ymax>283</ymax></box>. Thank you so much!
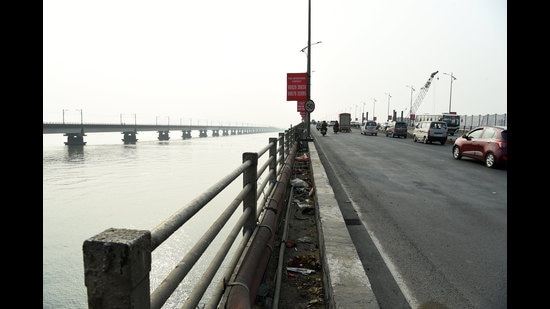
<box><xmin>333</xmin><ymin>125</ymin><xmax>339</xmax><ymax>134</ymax></box>
<box><xmin>321</xmin><ymin>127</ymin><xmax>327</xmax><ymax>136</ymax></box>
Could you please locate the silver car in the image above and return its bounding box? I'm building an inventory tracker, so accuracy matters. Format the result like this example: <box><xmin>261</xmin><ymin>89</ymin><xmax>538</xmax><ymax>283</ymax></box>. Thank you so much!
<box><xmin>413</xmin><ymin>121</ymin><xmax>448</xmax><ymax>145</ymax></box>
<box><xmin>361</xmin><ymin>121</ymin><xmax>378</xmax><ymax>136</ymax></box>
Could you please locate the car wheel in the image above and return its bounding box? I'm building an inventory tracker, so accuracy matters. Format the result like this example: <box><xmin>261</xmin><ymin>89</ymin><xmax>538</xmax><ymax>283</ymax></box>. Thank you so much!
<box><xmin>452</xmin><ymin>146</ymin><xmax>462</xmax><ymax>160</ymax></box>
<box><xmin>485</xmin><ymin>153</ymin><xmax>496</xmax><ymax>168</ymax></box>
<box><xmin>413</xmin><ymin>135</ymin><xmax>418</xmax><ymax>142</ymax></box>
<box><xmin>440</xmin><ymin>140</ymin><xmax>446</xmax><ymax>145</ymax></box>
<box><xmin>423</xmin><ymin>137</ymin><xmax>428</xmax><ymax>144</ymax></box>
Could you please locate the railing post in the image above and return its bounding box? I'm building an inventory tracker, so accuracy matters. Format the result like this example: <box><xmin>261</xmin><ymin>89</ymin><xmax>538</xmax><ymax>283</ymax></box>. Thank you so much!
<box><xmin>83</xmin><ymin>228</ymin><xmax>151</xmax><ymax>309</ymax></box>
<box><xmin>242</xmin><ymin>152</ymin><xmax>258</xmax><ymax>235</ymax></box>
<box><xmin>278</xmin><ymin>132</ymin><xmax>285</xmax><ymax>167</ymax></box>
<box><xmin>269</xmin><ymin>137</ymin><xmax>277</xmax><ymax>184</ymax></box>
<box><xmin>284</xmin><ymin>130</ymin><xmax>290</xmax><ymax>157</ymax></box>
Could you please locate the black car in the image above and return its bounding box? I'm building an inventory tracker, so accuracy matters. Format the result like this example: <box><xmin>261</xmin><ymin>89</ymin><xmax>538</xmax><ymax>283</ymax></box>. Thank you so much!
<box><xmin>385</xmin><ymin>121</ymin><xmax>408</xmax><ymax>138</ymax></box>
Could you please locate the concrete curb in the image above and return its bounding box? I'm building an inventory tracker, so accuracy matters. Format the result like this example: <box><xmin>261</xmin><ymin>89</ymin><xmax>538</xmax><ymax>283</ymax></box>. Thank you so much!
<box><xmin>309</xmin><ymin>142</ymin><xmax>380</xmax><ymax>309</ymax></box>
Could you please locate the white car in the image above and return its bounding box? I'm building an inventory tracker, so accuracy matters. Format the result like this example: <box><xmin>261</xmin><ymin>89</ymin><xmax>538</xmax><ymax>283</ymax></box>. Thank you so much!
<box><xmin>413</xmin><ymin>121</ymin><xmax>448</xmax><ymax>144</ymax></box>
<box><xmin>361</xmin><ymin>121</ymin><xmax>378</xmax><ymax>136</ymax></box>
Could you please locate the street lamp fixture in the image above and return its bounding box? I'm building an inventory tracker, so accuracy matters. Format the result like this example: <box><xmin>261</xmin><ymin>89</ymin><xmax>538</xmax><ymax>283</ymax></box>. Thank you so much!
<box><xmin>405</xmin><ymin>85</ymin><xmax>415</xmax><ymax>126</ymax></box>
<box><xmin>442</xmin><ymin>72</ymin><xmax>457</xmax><ymax>113</ymax></box>
<box><xmin>300</xmin><ymin>41</ymin><xmax>322</xmax><ymax>54</ymax></box>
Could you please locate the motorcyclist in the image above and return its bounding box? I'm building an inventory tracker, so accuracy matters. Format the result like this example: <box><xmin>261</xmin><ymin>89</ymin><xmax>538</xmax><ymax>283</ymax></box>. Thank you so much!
<box><xmin>333</xmin><ymin>120</ymin><xmax>340</xmax><ymax>133</ymax></box>
<box><xmin>320</xmin><ymin>120</ymin><xmax>328</xmax><ymax>136</ymax></box>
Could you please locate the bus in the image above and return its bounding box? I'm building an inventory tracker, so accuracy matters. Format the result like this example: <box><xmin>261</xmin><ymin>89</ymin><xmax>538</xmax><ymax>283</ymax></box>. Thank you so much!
<box><xmin>414</xmin><ymin>112</ymin><xmax>461</xmax><ymax>135</ymax></box>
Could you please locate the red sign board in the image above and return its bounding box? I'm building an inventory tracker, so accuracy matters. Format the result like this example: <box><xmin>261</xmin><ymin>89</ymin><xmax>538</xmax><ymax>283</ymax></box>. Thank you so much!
<box><xmin>287</xmin><ymin>73</ymin><xmax>308</xmax><ymax>101</ymax></box>
<box><xmin>297</xmin><ymin>101</ymin><xmax>305</xmax><ymax>112</ymax></box>
<box><xmin>410</xmin><ymin>114</ymin><xmax>416</xmax><ymax>120</ymax></box>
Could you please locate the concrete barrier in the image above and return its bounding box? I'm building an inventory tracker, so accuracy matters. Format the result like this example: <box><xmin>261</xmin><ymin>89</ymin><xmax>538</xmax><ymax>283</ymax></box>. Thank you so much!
<box><xmin>309</xmin><ymin>142</ymin><xmax>380</xmax><ymax>308</ymax></box>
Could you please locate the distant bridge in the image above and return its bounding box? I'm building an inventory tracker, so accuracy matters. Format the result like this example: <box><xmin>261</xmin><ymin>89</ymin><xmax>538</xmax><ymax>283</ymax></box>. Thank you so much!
<box><xmin>43</xmin><ymin>122</ymin><xmax>282</xmax><ymax>145</ymax></box>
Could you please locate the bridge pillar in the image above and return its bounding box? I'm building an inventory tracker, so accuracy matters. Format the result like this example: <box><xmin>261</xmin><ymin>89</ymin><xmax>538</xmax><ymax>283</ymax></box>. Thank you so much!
<box><xmin>231</xmin><ymin>129</ymin><xmax>236</xmax><ymax>135</ymax></box>
<box><xmin>181</xmin><ymin>130</ymin><xmax>192</xmax><ymax>139</ymax></box>
<box><xmin>223</xmin><ymin>129</ymin><xmax>229</xmax><ymax>136</ymax></box>
<box><xmin>121</xmin><ymin>132</ymin><xmax>138</xmax><ymax>144</ymax></box>
<box><xmin>157</xmin><ymin>131</ymin><xmax>170</xmax><ymax>141</ymax></box>
<box><xmin>199</xmin><ymin>130</ymin><xmax>208</xmax><ymax>137</ymax></box>
<box><xmin>212</xmin><ymin>129</ymin><xmax>219</xmax><ymax>137</ymax></box>
<box><xmin>64</xmin><ymin>133</ymin><xmax>87</xmax><ymax>146</ymax></box>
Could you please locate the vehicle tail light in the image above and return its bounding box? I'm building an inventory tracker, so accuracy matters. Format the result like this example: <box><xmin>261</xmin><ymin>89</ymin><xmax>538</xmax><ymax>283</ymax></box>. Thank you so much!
<box><xmin>495</xmin><ymin>141</ymin><xmax>506</xmax><ymax>149</ymax></box>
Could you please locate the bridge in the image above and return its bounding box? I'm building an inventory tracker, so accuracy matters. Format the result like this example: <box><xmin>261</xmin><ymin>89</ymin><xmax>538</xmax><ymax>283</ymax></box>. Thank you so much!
<box><xmin>42</xmin><ymin>122</ymin><xmax>282</xmax><ymax>145</ymax></box>
<box><xmin>81</xmin><ymin>123</ymin><xmax>378</xmax><ymax>308</ymax></box>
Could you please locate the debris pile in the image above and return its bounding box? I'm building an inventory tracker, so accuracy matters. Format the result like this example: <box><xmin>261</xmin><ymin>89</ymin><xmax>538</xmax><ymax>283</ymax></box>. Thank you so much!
<box><xmin>256</xmin><ymin>143</ymin><xmax>325</xmax><ymax>308</ymax></box>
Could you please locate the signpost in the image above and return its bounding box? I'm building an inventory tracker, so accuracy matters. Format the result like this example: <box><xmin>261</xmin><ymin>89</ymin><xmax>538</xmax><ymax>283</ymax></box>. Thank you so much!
<box><xmin>287</xmin><ymin>73</ymin><xmax>308</xmax><ymax>101</ymax></box>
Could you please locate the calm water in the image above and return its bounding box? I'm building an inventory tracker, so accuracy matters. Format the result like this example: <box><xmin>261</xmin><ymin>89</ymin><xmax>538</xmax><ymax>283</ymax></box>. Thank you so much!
<box><xmin>43</xmin><ymin>130</ymin><xmax>283</xmax><ymax>308</ymax></box>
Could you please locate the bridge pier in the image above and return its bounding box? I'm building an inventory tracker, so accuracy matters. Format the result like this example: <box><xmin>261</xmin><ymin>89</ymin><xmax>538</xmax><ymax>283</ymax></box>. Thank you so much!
<box><xmin>199</xmin><ymin>130</ymin><xmax>208</xmax><ymax>137</ymax></box>
<box><xmin>223</xmin><ymin>129</ymin><xmax>229</xmax><ymax>136</ymax></box>
<box><xmin>64</xmin><ymin>133</ymin><xmax>87</xmax><ymax>146</ymax></box>
<box><xmin>181</xmin><ymin>130</ymin><xmax>192</xmax><ymax>139</ymax></box>
<box><xmin>121</xmin><ymin>132</ymin><xmax>138</xmax><ymax>144</ymax></box>
<box><xmin>157</xmin><ymin>131</ymin><xmax>170</xmax><ymax>141</ymax></box>
<box><xmin>212</xmin><ymin>129</ymin><xmax>219</xmax><ymax>137</ymax></box>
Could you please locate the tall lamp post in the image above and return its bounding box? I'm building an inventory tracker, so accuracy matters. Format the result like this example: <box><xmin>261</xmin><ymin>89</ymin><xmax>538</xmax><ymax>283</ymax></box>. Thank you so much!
<box><xmin>302</xmin><ymin>0</ymin><xmax>316</xmax><ymax>138</ymax></box>
<box><xmin>442</xmin><ymin>72</ymin><xmax>456</xmax><ymax>113</ymax></box>
<box><xmin>385</xmin><ymin>92</ymin><xmax>391</xmax><ymax>121</ymax></box>
<box><xmin>362</xmin><ymin>102</ymin><xmax>366</xmax><ymax>122</ymax></box>
<box><xmin>372</xmin><ymin>98</ymin><xmax>377</xmax><ymax>121</ymax></box>
<box><xmin>62</xmin><ymin>109</ymin><xmax>69</xmax><ymax>124</ymax></box>
<box><xmin>405</xmin><ymin>85</ymin><xmax>415</xmax><ymax>126</ymax></box>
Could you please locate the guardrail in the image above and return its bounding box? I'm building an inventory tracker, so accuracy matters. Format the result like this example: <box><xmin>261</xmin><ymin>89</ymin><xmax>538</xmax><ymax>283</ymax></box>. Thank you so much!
<box><xmin>82</xmin><ymin>123</ymin><xmax>304</xmax><ymax>308</ymax></box>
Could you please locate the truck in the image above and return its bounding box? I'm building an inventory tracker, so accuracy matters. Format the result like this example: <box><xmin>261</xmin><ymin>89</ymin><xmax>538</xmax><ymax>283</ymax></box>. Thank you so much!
<box><xmin>338</xmin><ymin>113</ymin><xmax>351</xmax><ymax>133</ymax></box>
<box><xmin>414</xmin><ymin>112</ymin><xmax>461</xmax><ymax>135</ymax></box>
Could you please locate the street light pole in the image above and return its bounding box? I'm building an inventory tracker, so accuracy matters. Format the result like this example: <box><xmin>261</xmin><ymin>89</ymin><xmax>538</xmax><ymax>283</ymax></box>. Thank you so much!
<box><xmin>62</xmin><ymin>109</ymin><xmax>69</xmax><ymax>124</ymax></box>
<box><xmin>362</xmin><ymin>102</ymin><xmax>366</xmax><ymax>122</ymax></box>
<box><xmin>385</xmin><ymin>92</ymin><xmax>391</xmax><ymax>121</ymax></box>
<box><xmin>405</xmin><ymin>85</ymin><xmax>415</xmax><ymax>126</ymax></box>
<box><xmin>442</xmin><ymin>72</ymin><xmax>457</xmax><ymax>113</ymax></box>
<box><xmin>305</xmin><ymin>0</ymin><xmax>312</xmax><ymax>138</ymax></box>
<box><xmin>372</xmin><ymin>98</ymin><xmax>377</xmax><ymax>121</ymax></box>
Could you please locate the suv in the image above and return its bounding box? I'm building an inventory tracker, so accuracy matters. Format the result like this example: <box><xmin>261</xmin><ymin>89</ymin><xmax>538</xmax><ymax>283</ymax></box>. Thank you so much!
<box><xmin>385</xmin><ymin>121</ymin><xmax>408</xmax><ymax>138</ymax></box>
<box><xmin>361</xmin><ymin>121</ymin><xmax>378</xmax><ymax>136</ymax></box>
<box><xmin>413</xmin><ymin>121</ymin><xmax>448</xmax><ymax>145</ymax></box>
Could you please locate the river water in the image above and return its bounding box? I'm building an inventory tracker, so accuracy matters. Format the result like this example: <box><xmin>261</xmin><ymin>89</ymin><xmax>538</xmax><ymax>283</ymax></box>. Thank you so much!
<box><xmin>43</xmin><ymin>130</ymin><xmax>284</xmax><ymax>308</ymax></box>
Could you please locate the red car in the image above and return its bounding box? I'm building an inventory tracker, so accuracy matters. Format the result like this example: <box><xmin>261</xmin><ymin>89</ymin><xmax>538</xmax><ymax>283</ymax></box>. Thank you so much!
<box><xmin>452</xmin><ymin>125</ymin><xmax>508</xmax><ymax>168</ymax></box>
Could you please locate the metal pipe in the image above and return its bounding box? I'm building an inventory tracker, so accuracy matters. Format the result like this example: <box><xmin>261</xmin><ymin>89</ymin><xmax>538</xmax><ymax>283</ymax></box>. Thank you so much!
<box><xmin>224</xmin><ymin>143</ymin><xmax>298</xmax><ymax>308</ymax></box>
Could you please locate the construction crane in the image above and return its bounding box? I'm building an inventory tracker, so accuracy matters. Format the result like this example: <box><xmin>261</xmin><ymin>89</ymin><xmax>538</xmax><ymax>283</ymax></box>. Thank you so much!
<box><xmin>409</xmin><ymin>71</ymin><xmax>439</xmax><ymax>121</ymax></box>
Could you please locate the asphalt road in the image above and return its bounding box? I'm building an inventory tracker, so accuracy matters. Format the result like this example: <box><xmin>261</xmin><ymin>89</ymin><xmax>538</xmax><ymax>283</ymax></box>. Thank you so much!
<box><xmin>311</xmin><ymin>126</ymin><xmax>507</xmax><ymax>309</ymax></box>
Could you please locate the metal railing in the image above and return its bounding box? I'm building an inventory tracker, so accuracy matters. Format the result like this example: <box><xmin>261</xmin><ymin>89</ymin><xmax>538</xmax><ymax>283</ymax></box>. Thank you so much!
<box><xmin>83</xmin><ymin>123</ymin><xmax>305</xmax><ymax>308</ymax></box>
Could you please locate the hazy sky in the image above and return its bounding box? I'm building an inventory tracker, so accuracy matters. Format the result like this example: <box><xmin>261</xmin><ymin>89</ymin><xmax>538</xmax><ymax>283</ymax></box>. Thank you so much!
<box><xmin>43</xmin><ymin>0</ymin><xmax>507</xmax><ymax>129</ymax></box>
